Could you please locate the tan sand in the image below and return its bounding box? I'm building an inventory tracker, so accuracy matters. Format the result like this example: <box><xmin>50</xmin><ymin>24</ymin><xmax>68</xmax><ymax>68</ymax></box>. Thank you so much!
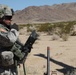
<box><xmin>18</xmin><ymin>30</ymin><xmax>76</xmax><ymax>75</ymax></box>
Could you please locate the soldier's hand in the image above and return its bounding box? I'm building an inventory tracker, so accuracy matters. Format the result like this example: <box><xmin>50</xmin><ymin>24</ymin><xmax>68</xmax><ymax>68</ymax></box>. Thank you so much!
<box><xmin>0</xmin><ymin>28</ymin><xmax>7</xmax><ymax>32</ymax></box>
<box><xmin>11</xmin><ymin>23</ymin><xmax>19</xmax><ymax>31</ymax></box>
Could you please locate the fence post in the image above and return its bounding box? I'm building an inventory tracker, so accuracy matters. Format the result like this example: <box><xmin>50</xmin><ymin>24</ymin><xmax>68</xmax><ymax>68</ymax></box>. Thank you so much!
<box><xmin>47</xmin><ymin>46</ymin><xmax>50</xmax><ymax>75</ymax></box>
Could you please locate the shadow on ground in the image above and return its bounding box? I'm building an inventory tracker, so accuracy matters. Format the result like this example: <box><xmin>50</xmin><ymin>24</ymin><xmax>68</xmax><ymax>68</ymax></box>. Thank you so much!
<box><xmin>34</xmin><ymin>53</ymin><xmax>76</xmax><ymax>75</ymax></box>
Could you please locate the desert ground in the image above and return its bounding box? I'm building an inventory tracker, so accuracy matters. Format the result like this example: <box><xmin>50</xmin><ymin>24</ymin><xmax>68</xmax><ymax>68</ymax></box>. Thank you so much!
<box><xmin>18</xmin><ymin>27</ymin><xmax>76</xmax><ymax>75</ymax></box>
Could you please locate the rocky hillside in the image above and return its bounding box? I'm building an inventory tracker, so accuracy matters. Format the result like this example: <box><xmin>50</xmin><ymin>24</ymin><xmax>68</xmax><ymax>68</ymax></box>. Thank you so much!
<box><xmin>12</xmin><ymin>2</ymin><xmax>76</xmax><ymax>24</ymax></box>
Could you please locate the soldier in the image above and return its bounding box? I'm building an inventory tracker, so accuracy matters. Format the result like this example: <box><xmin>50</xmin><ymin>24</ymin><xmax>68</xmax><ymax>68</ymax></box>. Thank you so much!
<box><xmin>0</xmin><ymin>4</ymin><xmax>26</xmax><ymax>75</ymax></box>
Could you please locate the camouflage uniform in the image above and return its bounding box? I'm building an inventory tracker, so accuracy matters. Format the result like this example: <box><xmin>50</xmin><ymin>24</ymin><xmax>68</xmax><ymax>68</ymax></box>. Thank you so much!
<box><xmin>0</xmin><ymin>4</ymin><xmax>24</xmax><ymax>75</ymax></box>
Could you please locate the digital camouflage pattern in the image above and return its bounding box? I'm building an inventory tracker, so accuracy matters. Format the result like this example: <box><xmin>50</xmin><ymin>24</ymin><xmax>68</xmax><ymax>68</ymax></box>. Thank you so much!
<box><xmin>0</xmin><ymin>4</ymin><xmax>20</xmax><ymax>75</ymax></box>
<box><xmin>0</xmin><ymin>24</ymin><xmax>19</xmax><ymax>47</ymax></box>
<box><xmin>0</xmin><ymin>4</ymin><xmax>14</xmax><ymax>18</ymax></box>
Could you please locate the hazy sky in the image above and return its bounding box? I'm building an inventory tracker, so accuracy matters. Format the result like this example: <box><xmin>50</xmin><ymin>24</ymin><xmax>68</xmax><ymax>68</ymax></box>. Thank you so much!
<box><xmin>0</xmin><ymin>0</ymin><xmax>76</xmax><ymax>11</ymax></box>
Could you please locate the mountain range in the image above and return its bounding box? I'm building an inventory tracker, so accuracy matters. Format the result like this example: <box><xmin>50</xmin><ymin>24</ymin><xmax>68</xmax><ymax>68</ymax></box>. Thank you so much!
<box><xmin>12</xmin><ymin>2</ymin><xmax>76</xmax><ymax>24</ymax></box>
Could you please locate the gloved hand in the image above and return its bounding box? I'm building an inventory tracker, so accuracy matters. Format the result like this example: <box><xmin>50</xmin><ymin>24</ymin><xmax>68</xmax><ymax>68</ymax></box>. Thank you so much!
<box><xmin>22</xmin><ymin>45</ymin><xmax>33</xmax><ymax>53</ymax></box>
<box><xmin>11</xmin><ymin>23</ymin><xmax>19</xmax><ymax>31</ymax></box>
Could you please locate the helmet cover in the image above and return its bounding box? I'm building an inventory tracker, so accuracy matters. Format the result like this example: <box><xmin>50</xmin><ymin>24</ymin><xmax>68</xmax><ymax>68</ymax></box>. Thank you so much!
<box><xmin>0</xmin><ymin>4</ymin><xmax>14</xmax><ymax>18</ymax></box>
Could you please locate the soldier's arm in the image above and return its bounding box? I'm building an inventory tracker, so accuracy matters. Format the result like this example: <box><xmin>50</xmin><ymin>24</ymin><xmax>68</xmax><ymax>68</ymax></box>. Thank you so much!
<box><xmin>0</xmin><ymin>28</ymin><xmax>19</xmax><ymax>47</ymax></box>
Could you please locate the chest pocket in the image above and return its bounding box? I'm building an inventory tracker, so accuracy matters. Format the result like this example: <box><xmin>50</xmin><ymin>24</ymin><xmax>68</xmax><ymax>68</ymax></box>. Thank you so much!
<box><xmin>0</xmin><ymin>51</ymin><xmax>14</xmax><ymax>66</ymax></box>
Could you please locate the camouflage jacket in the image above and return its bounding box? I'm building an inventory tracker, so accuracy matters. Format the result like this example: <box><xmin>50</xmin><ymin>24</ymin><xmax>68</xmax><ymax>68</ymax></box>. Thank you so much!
<box><xmin>0</xmin><ymin>24</ymin><xmax>24</xmax><ymax>61</ymax></box>
<box><xmin>0</xmin><ymin>24</ymin><xmax>19</xmax><ymax>47</ymax></box>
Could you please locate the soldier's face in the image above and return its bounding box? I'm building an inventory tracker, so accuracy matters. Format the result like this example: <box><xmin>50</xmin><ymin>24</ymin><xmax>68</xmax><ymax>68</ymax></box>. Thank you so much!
<box><xmin>3</xmin><ymin>16</ymin><xmax>12</xmax><ymax>25</ymax></box>
<box><xmin>4</xmin><ymin>19</ymin><xmax>11</xmax><ymax>25</ymax></box>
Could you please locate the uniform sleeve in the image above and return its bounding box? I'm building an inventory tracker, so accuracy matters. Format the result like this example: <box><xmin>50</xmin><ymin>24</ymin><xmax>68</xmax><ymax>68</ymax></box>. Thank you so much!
<box><xmin>0</xmin><ymin>29</ymin><xmax>19</xmax><ymax>47</ymax></box>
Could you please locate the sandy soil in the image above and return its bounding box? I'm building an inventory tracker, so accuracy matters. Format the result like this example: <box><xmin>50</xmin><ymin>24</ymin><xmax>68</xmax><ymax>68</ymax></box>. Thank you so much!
<box><xmin>18</xmin><ymin>29</ymin><xmax>76</xmax><ymax>75</ymax></box>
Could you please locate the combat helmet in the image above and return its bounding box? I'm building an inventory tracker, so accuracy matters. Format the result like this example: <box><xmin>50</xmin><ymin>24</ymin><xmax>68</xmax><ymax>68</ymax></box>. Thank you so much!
<box><xmin>0</xmin><ymin>4</ymin><xmax>14</xmax><ymax>20</ymax></box>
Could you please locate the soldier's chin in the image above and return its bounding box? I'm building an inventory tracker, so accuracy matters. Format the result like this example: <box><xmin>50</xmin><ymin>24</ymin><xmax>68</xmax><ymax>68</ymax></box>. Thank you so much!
<box><xmin>6</xmin><ymin>23</ymin><xmax>11</xmax><ymax>28</ymax></box>
<box><xmin>7</xmin><ymin>23</ymin><xmax>11</xmax><ymax>25</ymax></box>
